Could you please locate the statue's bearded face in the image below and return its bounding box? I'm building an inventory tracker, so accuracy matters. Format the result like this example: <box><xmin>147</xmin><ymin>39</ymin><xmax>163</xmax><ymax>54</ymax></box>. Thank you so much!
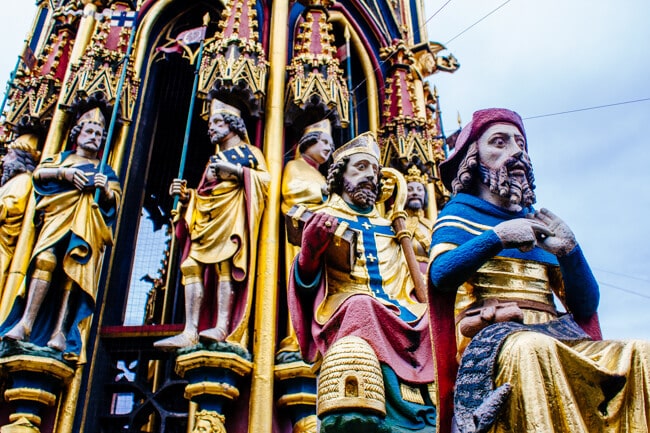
<box><xmin>342</xmin><ymin>153</ymin><xmax>379</xmax><ymax>208</ymax></box>
<box><xmin>476</xmin><ymin>123</ymin><xmax>535</xmax><ymax>207</ymax></box>
<box><xmin>77</xmin><ymin>122</ymin><xmax>104</xmax><ymax>153</ymax></box>
<box><xmin>407</xmin><ymin>181</ymin><xmax>426</xmax><ymax>210</ymax></box>
<box><xmin>208</xmin><ymin>113</ymin><xmax>232</xmax><ymax>144</ymax></box>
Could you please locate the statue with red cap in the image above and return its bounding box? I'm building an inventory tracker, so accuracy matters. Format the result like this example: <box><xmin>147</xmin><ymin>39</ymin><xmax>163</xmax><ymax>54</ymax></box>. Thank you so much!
<box><xmin>428</xmin><ymin>108</ymin><xmax>650</xmax><ymax>433</ymax></box>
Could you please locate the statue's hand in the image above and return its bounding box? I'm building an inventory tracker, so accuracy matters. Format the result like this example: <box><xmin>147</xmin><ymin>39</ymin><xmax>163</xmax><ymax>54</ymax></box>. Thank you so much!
<box><xmin>210</xmin><ymin>160</ymin><xmax>242</xmax><ymax>181</ymax></box>
<box><xmin>169</xmin><ymin>178</ymin><xmax>189</xmax><ymax>203</ymax></box>
<box><xmin>94</xmin><ymin>173</ymin><xmax>115</xmax><ymax>201</ymax></box>
<box><xmin>297</xmin><ymin>212</ymin><xmax>338</xmax><ymax>277</ymax></box>
<box><xmin>493</xmin><ymin>218</ymin><xmax>553</xmax><ymax>252</ymax></box>
<box><xmin>66</xmin><ymin>168</ymin><xmax>88</xmax><ymax>191</ymax></box>
<box><xmin>527</xmin><ymin>208</ymin><xmax>577</xmax><ymax>256</ymax></box>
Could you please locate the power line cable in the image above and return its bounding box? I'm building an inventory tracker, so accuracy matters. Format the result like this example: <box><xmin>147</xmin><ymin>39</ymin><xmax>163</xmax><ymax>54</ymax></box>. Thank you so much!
<box><xmin>523</xmin><ymin>97</ymin><xmax>650</xmax><ymax>120</ymax></box>
<box><xmin>424</xmin><ymin>0</ymin><xmax>454</xmax><ymax>27</ymax></box>
<box><xmin>443</xmin><ymin>97</ymin><xmax>650</xmax><ymax>135</ymax></box>
<box><xmin>350</xmin><ymin>0</ymin><xmax>454</xmax><ymax>104</ymax></box>
<box><xmin>593</xmin><ymin>267</ymin><xmax>650</xmax><ymax>284</ymax></box>
<box><xmin>598</xmin><ymin>281</ymin><xmax>650</xmax><ymax>300</ymax></box>
<box><xmin>445</xmin><ymin>0</ymin><xmax>512</xmax><ymax>45</ymax></box>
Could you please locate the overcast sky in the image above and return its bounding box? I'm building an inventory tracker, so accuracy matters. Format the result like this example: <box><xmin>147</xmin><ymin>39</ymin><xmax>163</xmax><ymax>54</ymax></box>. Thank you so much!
<box><xmin>1</xmin><ymin>1</ymin><xmax>648</xmax><ymax>339</ymax></box>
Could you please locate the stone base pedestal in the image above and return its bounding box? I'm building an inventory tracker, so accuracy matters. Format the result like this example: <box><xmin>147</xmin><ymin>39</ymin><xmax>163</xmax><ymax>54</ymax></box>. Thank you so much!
<box><xmin>0</xmin><ymin>352</ymin><xmax>74</xmax><ymax>433</ymax></box>
<box><xmin>274</xmin><ymin>361</ymin><xmax>317</xmax><ymax>433</ymax></box>
<box><xmin>175</xmin><ymin>345</ymin><xmax>252</xmax><ymax>432</ymax></box>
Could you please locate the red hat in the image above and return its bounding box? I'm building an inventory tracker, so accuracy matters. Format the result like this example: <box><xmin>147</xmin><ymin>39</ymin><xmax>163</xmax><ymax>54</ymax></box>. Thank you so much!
<box><xmin>439</xmin><ymin>108</ymin><xmax>526</xmax><ymax>192</ymax></box>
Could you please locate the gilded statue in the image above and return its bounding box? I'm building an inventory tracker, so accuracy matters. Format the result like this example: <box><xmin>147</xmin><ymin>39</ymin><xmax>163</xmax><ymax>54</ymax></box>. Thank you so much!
<box><xmin>0</xmin><ymin>107</ymin><xmax>121</xmax><ymax>359</ymax></box>
<box><xmin>288</xmin><ymin>132</ymin><xmax>436</xmax><ymax>432</ymax></box>
<box><xmin>0</xmin><ymin>134</ymin><xmax>40</xmax><ymax>295</ymax></box>
<box><xmin>428</xmin><ymin>108</ymin><xmax>650</xmax><ymax>432</ymax></box>
<box><xmin>403</xmin><ymin>164</ymin><xmax>434</xmax><ymax>276</ymax></box>
<box><xmin>154</xmin><ymin>97</ymin><xmax>270</xmax><ymax>350</ymax></box>
<box><xmin>278</xmin><ymin>118</ymin><xmax>333</xmax><ymax>355</ymax></box>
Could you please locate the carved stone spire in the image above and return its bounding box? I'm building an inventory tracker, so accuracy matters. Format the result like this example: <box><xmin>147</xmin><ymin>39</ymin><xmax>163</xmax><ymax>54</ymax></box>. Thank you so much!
<box><xmin>284</xmin><ymin>0</ymin><xmax>349</xmax><ymax>131</ymax></box>
<box><xmin>198</xmin><ymin>0</ymin><xmax>268</xmax><ymax>118</ymax></box>
<box><xmin>60</xmin><ymin>4</ymin><xmax>140</xmax><ymax>123</ymax></box>
<box><xmin>379</xmin><ymin>40</ymin><xmax>432</xmax><ymax>172</ymax></box>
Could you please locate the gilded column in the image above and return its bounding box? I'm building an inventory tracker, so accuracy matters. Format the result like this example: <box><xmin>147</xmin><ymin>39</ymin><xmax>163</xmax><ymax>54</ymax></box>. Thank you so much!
<box><xmin>248</xmin><ymin>0</ymin><xmax>290</xmax><ymax>431</ymax></box>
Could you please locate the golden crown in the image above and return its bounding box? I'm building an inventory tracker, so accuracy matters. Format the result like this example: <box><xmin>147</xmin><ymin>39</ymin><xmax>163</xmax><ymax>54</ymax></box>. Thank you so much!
<box><xmin>76</xmin><ymin>108</ymin><xmax>106</xmax><ymax>128</ymax></box>
<box><xmin>405</xmin><ymin>165</ymin><xmax>428</xmax><ymax>184</ymax></box>
<box><xmin>332</xmin><ymin>131</ymin><xmax>381</xmax><ymax>164</ymax></box>
<box><xmin>303</xmin><ymin>119</ymin><xmax>332</xmax><ymax>137</ymax></box>
<box><xmin>8</xmin><ymin>133</ymin><xmax>41</xmax><ymax>160</ymax></box>
<box><xmin>210</xmin><ymin>98</ymin><xmax>241</xmax><ymax>118</ymax></box>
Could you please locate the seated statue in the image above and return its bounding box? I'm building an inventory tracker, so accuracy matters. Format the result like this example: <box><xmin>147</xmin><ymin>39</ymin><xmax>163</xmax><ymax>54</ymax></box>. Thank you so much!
<box><xmin>278</xmin><ymin>118</ymin><xmax>333</xmax><ymax>356</ymax></box>
<box><xmin>0</xmin><ymin>108</ymin><xmax>121</xmax><ymax>360</ymax></box>
<box><xmin>428</xmin><ymin>108</ymin><xmax>650</xmax><ymax>433</ymax></box>
<box><xmin>154</xmin><ymin>97</ymin><xmax>270</xmax><ymax>350</ymax></box>
<box><xmin>288</xmin><ymin>132</ymin><xmax>436</xmax><ymax>432</ymax></box>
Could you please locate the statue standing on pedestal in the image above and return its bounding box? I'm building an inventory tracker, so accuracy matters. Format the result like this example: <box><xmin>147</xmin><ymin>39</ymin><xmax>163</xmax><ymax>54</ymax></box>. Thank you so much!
<box><xmin>0</xmin><ymin>107</ymin><xmax>121</xmax><ymax>359</ymax></box>
<box><xmin>155</xmin><ymin>97</ymin><xmax>270</xmax><ymax>350</ymax></box>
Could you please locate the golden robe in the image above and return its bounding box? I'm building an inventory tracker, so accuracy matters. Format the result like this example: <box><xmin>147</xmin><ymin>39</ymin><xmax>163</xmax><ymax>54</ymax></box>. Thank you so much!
<box><xmin>0</xmin><ymin>173</ymin><xmax>32</xmax><ymax>293</ymax></box>
<box><xmin>279</xmin><ymin>155</ymin><xmax>327</xmax><ymax>352</ymax></box>
<box><xmin>0</xmin><ymin>152</ymin><xmax>121</xmax><ymax>360</ymax></box>
<box><xmin>180</xmin><ymin>144</ymin><xmax>270</xmax><ymax>346</ymax></box>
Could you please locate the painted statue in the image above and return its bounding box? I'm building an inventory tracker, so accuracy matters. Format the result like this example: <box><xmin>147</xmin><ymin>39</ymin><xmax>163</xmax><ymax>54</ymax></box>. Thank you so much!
<box><xmin>428</xmin><ymin>108</ymin><xmax>650</xmax><ymax>432</ymax></box>
<box><xmin>404</xmin><ymin>164</ymin><xmax>433</xmax><ymax>276</ymax></box>
<box><xmin>0</xmin><ymin>108</ymin><xmax>121</xmax><ymax>359</ymax></box>
<box><xmin>155</xmin><ymin>98</ymin><xmax>270</xmax><ymax>350</ymax></box>
<box><xmin>288</xmin><ymin>132</ymin><xmax>436</xmax><ymax>432</ymax></box>
<box><xmin>0</xmin><ymin>134</ymin><xmax>41</xmax><ymax>296</ymax></box>
<box><xmin>278</xmin><ymin>118</ymin><xmax>333</xmax><ymax>355</ymax></box>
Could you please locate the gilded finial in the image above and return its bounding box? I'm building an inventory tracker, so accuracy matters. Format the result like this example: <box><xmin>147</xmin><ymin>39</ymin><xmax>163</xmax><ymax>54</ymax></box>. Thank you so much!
<box><xmin>405</xmin><ymin>165</ymin><xmax>428</xmax><ymax>184</ymax></box>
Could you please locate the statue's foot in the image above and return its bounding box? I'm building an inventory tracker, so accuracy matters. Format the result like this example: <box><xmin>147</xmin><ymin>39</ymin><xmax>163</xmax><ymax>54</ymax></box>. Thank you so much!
<box><xmin>3</xmin><ymin>321</ymin><xmax>30</xmax><ymax>342</ymax></box>
<box><xmin>47</xmin><ymin>331</ymin><xmax>66</xmax><ymax>352</ymax></box>
<box><xmin>199</xmin><ymin>326</ymin><xmax>228</xmax><ymax>343</ymax></box>
<box><xmin>153</xmin><ymin>331</ymin><xmax>199</xmax><ymax>350</ymax></box>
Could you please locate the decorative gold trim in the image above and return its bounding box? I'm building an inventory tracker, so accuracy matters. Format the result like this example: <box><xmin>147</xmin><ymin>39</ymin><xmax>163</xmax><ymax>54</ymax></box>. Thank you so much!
<box><xmin>184</xmin><ymin>381</ymin><xmax>240</xmax><ymax>401</ymax></box>
<box><xmin>292</xmin><ymin>415</ymin><xmax>317</xmax><ymax>433</ymax></box>
<box><xmin>0</xmin><ymin>355</ymin><xmax>74</xmax><ymax>382</ymax></box>
<box><xmin>429</xmin><ymin>242</ymin><xmax>457</xmax><ymax>262</ymax></box>
<box><xmin>5</xmin><ymin>387</ymin><xmax>57</xmax><ymax>406</ymax></box>
<box><xmin>274</xmin><ymin>361</ymin><xmax>317</xmax><ymax>380</ymax></box>
<box><xmin>434</xmin><ymin>215</ymin><xmax>493</xmax><ymax>231</ymax></box>
<box><xmin>399</xmin><ymin>383</ymin><xmax>424</xmax><ymax>405</ymax></box>
<box><xmin>432</xmin><ymin>221</ymin><xmax>484</xmax><ymax>236</ymax></box>
<box><xmin>427</xmin><ymin>382</ymin><xmax>437</xmax><ymax>404</ymax></box>
<box><xmin>175</xmin><ymin>351</ymin><xmax>253</xmax><ymax>377</ymax></box>
<box><xmin>7</xmin><ymin>413</ymin><xmax>41</xmax><ymax>427</ymax></box>
<box><xmin>247</xmin><ymin>1</ymin><xmax>289</xmax><ymax>433</ymax></box>
<box><xmin>276</xmin><ymin>392</ymin><xmax>317</xmax><ymax>408</ymax></box>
